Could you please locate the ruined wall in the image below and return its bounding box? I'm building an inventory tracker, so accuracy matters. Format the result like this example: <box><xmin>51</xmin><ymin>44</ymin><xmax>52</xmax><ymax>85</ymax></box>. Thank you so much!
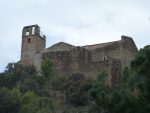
<box><xmin>21</xmin><ymin>25</ymin><xmax>138</xmax><ymax>80</ymax></box>
<box><xmin>34</xmin><ymin>35</ymin><xmax>46</xmax><ymax>53</ymax></box>
<box><xmin>89</xmin><ymin>59</ymin><xmax>121</xmax><ymax>85</ymax></box>
<box><xmin>121</xmin><ymin>36</ymin><xmax>138</xmax><ymax>68</ymax></box>
<box><xmin>21</xmin><ymin>35</ymin><xmax>45</xmax><ymax>65</ymax></box>
<box><xmin>42</xmin><ymin>46</ymin><xmax>122</xmax><ymax>85</ymax></box>
<box><xmin>34</xmin><ymin>53</ymin><xmax>42</xmax><ymax>73</ymax></box>
<box><xmin>21</xmin><ymin>25</ymin><xmax>46</xmax><ymax>66</ymax></box>
<box><xmin>42</xmin><ymin>47</ymin><xmax>91</xmax><ymax>76</ymax></box>
<box><xmin>21</xmin><ymin>35</ymin><xmax>36</xmax><ymax>65</ymax></box>
<box><xmin>109</xmin><ymin>59</ymin><xmax>122</xmax><ymax>85</ymax></box>
<box><xmin>21</xmin><ymin>31</ymin><xmax>137</xmax><ymax>85</ymax></box>
<box><xmin>88</xmin><ymin>36</ymin><xmax>138</xmax><ymax>73</ymax></box>
<box><xmin>89</xmin><ymin>41</ymin><xmax>121</xmax><ymax>62</ymax></box>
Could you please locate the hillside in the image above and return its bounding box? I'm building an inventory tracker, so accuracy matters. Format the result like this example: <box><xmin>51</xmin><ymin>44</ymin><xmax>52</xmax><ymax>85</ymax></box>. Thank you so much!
<box><xmin>0</xmin><ymin>45</ymin><xmax>150</xmax><ymax>113</ymax></box>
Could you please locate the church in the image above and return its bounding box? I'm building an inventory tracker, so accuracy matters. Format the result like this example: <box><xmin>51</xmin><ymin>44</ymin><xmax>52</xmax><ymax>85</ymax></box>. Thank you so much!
<box><xmin>21</xmin><ymin>25</ymin><xmax>138</xmax><ymax>85</ymax></box>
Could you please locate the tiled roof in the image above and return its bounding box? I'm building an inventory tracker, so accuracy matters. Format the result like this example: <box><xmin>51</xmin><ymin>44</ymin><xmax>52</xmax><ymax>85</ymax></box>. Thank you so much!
<box><xmin>83</xmin><ymin>41</ymin><xmax>120</xmax><ymax>50</ymax></box>
<box><xmin>42</xmin><ymin>42</ymin><xmax>74</xmax><ymax>52</ymax></box>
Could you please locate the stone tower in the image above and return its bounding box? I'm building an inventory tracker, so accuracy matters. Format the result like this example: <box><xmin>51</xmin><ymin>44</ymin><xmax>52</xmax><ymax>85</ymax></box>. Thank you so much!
<box><xmin>21</xmin><ymin>25</ymin><xmax>46</xmax><ymax>65</ymax></box>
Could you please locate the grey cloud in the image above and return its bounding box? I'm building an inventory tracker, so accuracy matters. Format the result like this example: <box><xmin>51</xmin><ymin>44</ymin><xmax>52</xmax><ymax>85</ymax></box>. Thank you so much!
<box><xmin>0</xmin><ymin>0</ymin><xmax>150</xmax><ymax>71</ymax></box>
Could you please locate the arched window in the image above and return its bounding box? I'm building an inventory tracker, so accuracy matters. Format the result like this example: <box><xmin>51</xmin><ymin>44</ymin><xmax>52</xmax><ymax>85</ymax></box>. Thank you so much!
<box><xmin>103</xmin><ymin>56</ymin><xmax>107</xmax><ymax>60</ymax></box>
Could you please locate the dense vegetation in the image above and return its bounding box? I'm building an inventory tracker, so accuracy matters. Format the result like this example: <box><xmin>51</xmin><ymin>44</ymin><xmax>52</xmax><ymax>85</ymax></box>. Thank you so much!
<box><xmin>0</xmin><ymin>45</ymin><xmax>150</xmax><ymax>113</ymax></box>
<box><xmin>90</xmin><ymin>45</ymin><xmax>150</xmax><ymax>113</ymax></box>
<box><xmin>0</xmin><ymin>62</ymin><xmax>54</xmax><ymax>113</ymax></box>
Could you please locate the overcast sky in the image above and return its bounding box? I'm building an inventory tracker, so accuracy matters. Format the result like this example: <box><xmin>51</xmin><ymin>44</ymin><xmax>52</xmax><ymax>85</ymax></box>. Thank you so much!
<box><xmin>0</xmin><ymin>0</ymin><xmax>150</xmax><ymax>72</ymax></box>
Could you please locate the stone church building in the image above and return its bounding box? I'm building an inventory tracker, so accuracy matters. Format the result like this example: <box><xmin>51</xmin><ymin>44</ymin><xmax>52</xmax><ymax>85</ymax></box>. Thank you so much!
<box><xmin>21</xmin><ymin>25</ymin><xmax>138</xmax><ymax>85</ymax></box>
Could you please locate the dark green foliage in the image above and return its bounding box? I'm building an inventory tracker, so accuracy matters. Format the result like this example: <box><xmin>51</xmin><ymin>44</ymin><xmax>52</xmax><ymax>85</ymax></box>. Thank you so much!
<box><xmin>19</xmin><ymin>91</ymin><xmax>40</xmax><ymax>113</ymax></box>
<box><xmin>131</xmin><ymin>46</ymin><xmax>150</xmax><ymax>76</ymax></box>
<box><xmin>91</xmin><ymin>72</ymin><xmax>144</xmax><ymax>113</ymax></box>
<box><xmin>0</xmin><ymin>88</ymin><xmax>21</xmax><ymax>113</ymax></box>
<box><xmin>88</xmin><ymin>101</ymin><xmax>101</xmax><ymax>113</ymax></box>
<box><xmin>50</xmin><ymin>75</ymin><xmax>67</xmax><ymax>92</ymax></box>
<box><xmin>0</xmin><ymin>62</ymin><xmax>54</xmax><ymax>113</ymax></box>
<box><xmin>49</xmin><ymin>73</ymin><xmax>94</xmax><ymax>113</ymax></box>
<box><xmin>19</xmin><ymin>91</ymin><xmax>53</xmax><ymax>113</ymax></box>
<box><xmin>90</xmin><ymin>46</ymin><xmax>150</xmax><ymax>113</ymax></box>
<box><xmin>65</xmin><ymin>73</ymin><xmax>92</xmax><ymax>107</ymax></box>
<box><xmin>91</xmin><ymin>71</ymin><xmax>109</xmax><ymax>98</ymax></box>
<box><xmin>0</xmin><ymin>63</ymin><xmax>37</xmax><ymax>89</ymax></box>
<box><xmin>1</xmin><ymin>45</ymin><xmax>150</xmax><ymax>113</ymax></box>
<box><xmin>122</xmin><ymin>67</ymin><xmax>130</xmax><ymax>83</ymax></box>
<box><xmin>37</xmin><ymin>97</ymin><xmax>54</xmax><ymax>113</ymax></box>
<box><xmin>131</xmin><ymin>46</ymin><xmax>150</xmax><ymax>100</ymax></box>
<box><xmin>41</xmin><ymin>58</ymin><xmax>53</xmax><ymax>79</ymax></box>
<box><xmin>0</xmin><ymin>88</ymin><xmax>53</xmax><ymax>113</ymax></box>
<box><xmin>19</xmin><ymin>78</ymin><xmax>40</xmax><ymax>93</ymax></box>
<box><xmin>130</xmin><ymin>46</ymin><xmax>150</xmax><ymax>111</ymax></box>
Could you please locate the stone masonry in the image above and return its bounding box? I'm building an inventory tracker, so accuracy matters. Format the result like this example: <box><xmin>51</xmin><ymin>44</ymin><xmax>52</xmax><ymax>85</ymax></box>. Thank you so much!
<box><xmin>21</xmin><ymin>25</ymin><xmax>138</xmax><ymax>85</ymax></box>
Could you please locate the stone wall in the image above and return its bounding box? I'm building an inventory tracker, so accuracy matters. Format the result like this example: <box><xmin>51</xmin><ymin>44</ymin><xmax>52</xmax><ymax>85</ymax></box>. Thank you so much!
<box><xmin>109</xmin><ymin>59</ymin><xmax>122</xmax><ymax>85</ymax></box>
<box><xmin>21</xmin><ymin>34</ymin><xmax>138</xmax><ymax>85</ymax></box>
<box><xmin>89</xmin><ymin>41</ymin><xmax>121</xmax><ymax>62</ymax></box>
<box><xmin>121</xmin><ymin>36</ymin><xmax>138</xmax><ymax>68</ymax></box>
<box><xmin>20</xmin><ymin>25</ymin><xmax>138</xmax><ymax>81</ymax></box>
<box><xmin>21</xmin><ymin>25</ymin><xmax>46</xmax><ymax>66</ymax></box>
<box><xmin>86</xmin><ymin>36</ymin><xmax>138</xmax><ymax>74</ymax></box>
<box><xmin>42</xmin><ymin>46</ymin><xmax>122</xmax><ymax>85</ymax></box>
<box><xmin>42</xmin><ymin>47</ymin><xmax>90</xmax><ymax>76</ymax></box>
<box><xmin>21</xmin><ymin>35</ymin><xmax>36</xmax><ymax>65</ymax></box>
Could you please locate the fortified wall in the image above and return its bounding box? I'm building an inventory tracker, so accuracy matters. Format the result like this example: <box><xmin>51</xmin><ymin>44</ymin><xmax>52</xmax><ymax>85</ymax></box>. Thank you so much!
<box><xmin>42</xmin><ymin>44</ymin><xmax>122</xmax><ymax>85</ymax></box>
<box><xmin>20</xmin><ymin>25</ymin><xmax>138</xmax><ymax>85</ymax></box>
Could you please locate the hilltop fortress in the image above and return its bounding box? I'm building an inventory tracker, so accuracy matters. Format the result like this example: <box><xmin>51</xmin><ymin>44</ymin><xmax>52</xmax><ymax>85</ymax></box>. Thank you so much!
<box><xmin>21</xmin><ymin>25</ymin><xmax>138</xmax><ymax>85</ymax></box>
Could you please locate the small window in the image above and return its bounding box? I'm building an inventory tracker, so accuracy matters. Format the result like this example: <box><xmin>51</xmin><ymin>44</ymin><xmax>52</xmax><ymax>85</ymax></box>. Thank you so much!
<box><xmin>26</xmin><ymin>31</ymin><xmax>29</xmax><ymax>36</ymax></box>
<box><xmin>104</xmin><ymin>57</ymin><xmax>106</xmax><ymax>60</ymax></box>
<box><xmin>32</xmin><ymin>26</ymin><xmax>35</xmax><ymax>35</ymax></box>
<box><xmin>103</xmin><ymin>56</ymin><xmax>107</xmax><ymax>60</ymax></box>
<box><xmin>28</xmin><ymin>38</ymin><xmax>31</xmax><ymax>43</ymax></box>
<box><xmin>26</xmin><ymin>27</ymin><xmax>30</xmax><ymax>36</ymax></box>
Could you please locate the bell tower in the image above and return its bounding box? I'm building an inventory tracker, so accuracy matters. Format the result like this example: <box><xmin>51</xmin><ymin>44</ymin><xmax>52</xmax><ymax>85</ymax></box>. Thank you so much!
<box><xmin>21</xmin><ymin>25</ymin><xmax>46</xmax><ymax>65</ymax></box>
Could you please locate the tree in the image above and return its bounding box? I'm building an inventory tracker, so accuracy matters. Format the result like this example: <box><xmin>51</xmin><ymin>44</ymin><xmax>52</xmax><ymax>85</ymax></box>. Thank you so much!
<box><xmin>65</xmin><ymin>73</ymin><xmax>92</xmax><ymax>107</ymax></box>
<box><xmin>0</xmin><ymin>63</ymin><xmax>37</xmax><ymax>89</ymax></box>
<box><xmin>130</xmin><ymin>45</ymin><xmax>150</xmax><ymax>111</ymax></box>
<box><xmin>90</xmin><ymin>46</ymin><xmax>150</xmax><ymax>113</ymax></box>
<box><xmin>41</xmin><ymin>58</ymin><xmax>53</xmax><ymax>79</ymax></box>
<box><xmin>19</xmin><ymin>91</ymin><xmax>53</xmax><ymax>113</ymax></box>
<box><xmin>91</xmin><ymin>72</ymin><xmax>144</xmax><ymax>113</ymax></box>
<box><xmin>19</xmin><ymin>78</ymin><xmax>40</xmax><ymax>94</ymax></box>
<box><xmin>50</xmin><ymin>75</ymin><xmax>67</xmax><ymax>92</ymax></box>
<box><xmin>0</xmin><ymin>88</ymin><xmax>21</xmax><ymax>113</ymax></box>
<box><xmin>20</xmin><ymin>91</ymin><xmax>40</xmax><ymax>113</ymax></box>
